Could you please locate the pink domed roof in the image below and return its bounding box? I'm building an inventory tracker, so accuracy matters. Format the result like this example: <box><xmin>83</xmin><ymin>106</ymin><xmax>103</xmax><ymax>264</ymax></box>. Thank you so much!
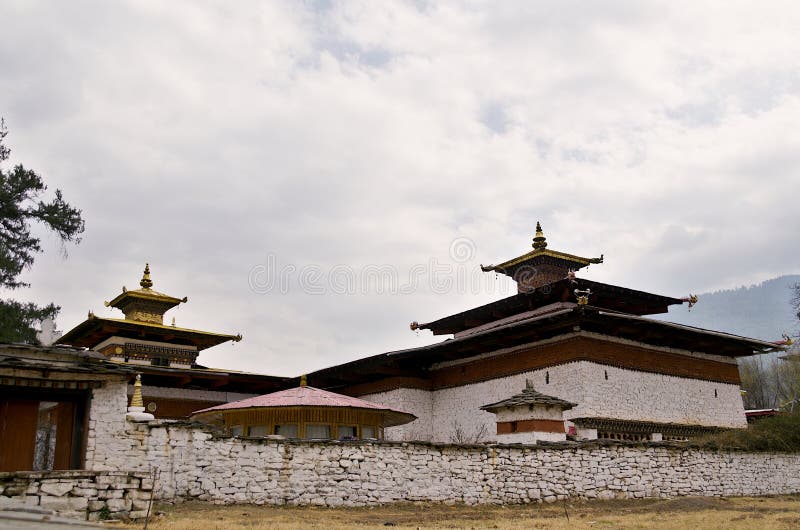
<box><xmin>192</xmin><ymin>385</ymin><xmax>416</xmax><ymax>427</ymax></box>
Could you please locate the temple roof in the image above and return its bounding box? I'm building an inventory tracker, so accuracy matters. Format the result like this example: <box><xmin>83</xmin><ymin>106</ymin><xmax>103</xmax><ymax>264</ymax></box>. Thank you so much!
<box><xmin>104</xmin><ymin>264</ymin><xmax>187</xmax><ymax>320</ymax></box>
<box><xmin>414</xmin><ymin>278</ymin><xmax>685</xmax><ymax>335</ymax></box>
<box><xmin>192</xmin><ymin>385</ymin><xmax>416</xmax><ymax>427</ymax></box>
<box><xmin>307</xmin><ymin>305</ymin><xmax>784</xmax><ymax>392</ymax></box>
<box><xmin>56</xmin><ymin>315</ymin><xmax>241</xmax><ymax>351</ymax></box>
<box><xmin>480</xmin><ymin>222</ymin><xmax>603</xmax><ymax>275</ymax></box>
<box><xmin>481</xmin><ymin>381</ymin><xmax>576</xmax><ymax>412</ymax></box>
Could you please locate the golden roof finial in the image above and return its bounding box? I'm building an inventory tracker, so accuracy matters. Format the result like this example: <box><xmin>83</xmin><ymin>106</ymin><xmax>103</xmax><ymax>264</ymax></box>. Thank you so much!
<box><xmin>130</xmin><ymin>374</ymin><xmax>144</xmax><ymax>408</ymax></box>
<box><xmin>140</xmin><ymin>263</ymin><xmax>153</xmax><ymax>290</ymax></box>
<box><xmin>300</xmin><ymin>374</ymin><xmax>307</xmax><ymax>387</ymax></box>
<box><xmin>532</xmin><ymin>221</ymin><xmax>547</xmax><ymax>250</ymax></box>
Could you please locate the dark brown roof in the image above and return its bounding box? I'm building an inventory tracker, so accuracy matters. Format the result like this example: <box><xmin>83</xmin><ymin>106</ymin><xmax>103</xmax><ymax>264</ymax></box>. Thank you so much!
<box><xmin>481</xmin><ymin>382</ymin><xmax>576</xmax><ymax>412</ymax></box>
<box><xmin>57</xmin><ymin>316</ymin><xmax>240</xmax><ymax>351</ymax></box>
<box><xmin>0</xmin><ymin>343</ymin><xmax>134</xmax><ymax>376</ymax></box>
<box><xmin>416</xmin><ymin>278</ymin><xmax>684</xmax><ymax>335</ymax></box>
<box><xmin>307</xmin><ymin>305</ymin><xmax>782</xmax><ymax>392</ymax></box>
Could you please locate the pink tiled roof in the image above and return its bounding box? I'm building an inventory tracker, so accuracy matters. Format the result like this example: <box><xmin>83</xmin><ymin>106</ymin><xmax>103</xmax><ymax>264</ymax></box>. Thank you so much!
<box><xmin>192</xmin><ymin>386</ymin><xmax>416</xmax><ymax>427</ymax></box>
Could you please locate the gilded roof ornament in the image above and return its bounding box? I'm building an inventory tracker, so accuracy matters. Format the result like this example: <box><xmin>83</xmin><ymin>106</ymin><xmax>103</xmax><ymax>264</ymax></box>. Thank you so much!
<box><xmin>140</xmin><ymin>263</ymin><xmax>153</xmax><ymax>290</ymax></box>
<box><xmin>532</xmin><ymin>221</ymin><xmax>547</xmax><ymax>250</ymax></box>
<box><xmin>300</xmin><ymin>374</ymin><xmax>308</xmax><ymax>387</ymax></box>
<box><xmin>575</xmin><ymin>288</ymin><xmax>591</xmax><ymax>305</ymax></box>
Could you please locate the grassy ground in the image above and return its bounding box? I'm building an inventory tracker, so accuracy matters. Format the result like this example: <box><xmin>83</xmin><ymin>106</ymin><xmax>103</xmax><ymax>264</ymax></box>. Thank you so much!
<box><xmin>117</xmin><ymin>495</ymin><xmax>800</xmax><ymax>529</ymax></box>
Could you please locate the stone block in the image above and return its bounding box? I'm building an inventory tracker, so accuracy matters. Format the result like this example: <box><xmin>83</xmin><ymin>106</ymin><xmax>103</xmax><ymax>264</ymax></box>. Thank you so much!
<box><xmin>0</xmin><ymin>495</ymin><xmax>39</xmax><ymax>508</ymax></box>
<box><xmin>88</xmin><ymin>500</ymin><xmax>106</xmax><ymax>511</ymax></box>
<box><xmin>40</xmin><ymin>482</ymin><xmax>76</xmax><ymax>497</ymax></box>
<box><xmin>40</xmin><ymin>495</ymin><xmax>88</xmax><ymax>511</ymax></box>
<box><xmin>106</xmin><ymin>497</ymin><xmax>133</xmax><ymax>512</ymax></box>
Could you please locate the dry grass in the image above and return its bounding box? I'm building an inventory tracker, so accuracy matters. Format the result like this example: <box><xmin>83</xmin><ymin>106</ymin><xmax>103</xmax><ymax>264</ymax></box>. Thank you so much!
<box><xmin>114</xmin><ymin>495</ymin><xmax>800</xmax><ymax>530</ymax></box>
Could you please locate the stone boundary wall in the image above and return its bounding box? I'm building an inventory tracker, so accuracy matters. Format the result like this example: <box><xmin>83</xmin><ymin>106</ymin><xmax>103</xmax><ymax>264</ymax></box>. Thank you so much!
<box><xmin>0</xmin><ymin>470</ymin><xmax>153</xmax><ymax>521</ymax></box>
<box><xmin>90</xmin><ymin>421</ymin><xmax>800</xmax><ymax>506</ymax></box>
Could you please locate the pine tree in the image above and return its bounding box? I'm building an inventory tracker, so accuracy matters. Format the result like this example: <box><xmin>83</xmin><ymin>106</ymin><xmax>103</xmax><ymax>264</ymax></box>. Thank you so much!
<box><xmin>0</xmin><ymin>119</ymin><xmax>85</xmax><ymax>343</ymax></box>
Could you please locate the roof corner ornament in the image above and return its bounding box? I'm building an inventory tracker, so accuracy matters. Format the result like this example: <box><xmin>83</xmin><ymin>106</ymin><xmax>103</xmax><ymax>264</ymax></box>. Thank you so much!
<box><xmin>233</xmin><ymin>334</ymin><xmax>242</xmax><ymax>342</ymax></box>
<box><xmin>87</xmin><ymin>310</ymin><xmax>95</xmax><ymax>319</ymax></box>
<box><xmin>409</xmin><ymin>321</ymin><xmax>420</xmax><ymax>331</ymax></box>
<box><xmin>574</xmin><ymin>288</ymin><xmax>591</xmax><ymax>305</ymax></box>
<box><xmin>532</xmin><ymin>221</ymin><xmax>547</xmax><ymax>250</ymax></box>
<box><xmin>300</xmin><ymin>374</ymin><xmax>307</xmax><ymax>387</ymax></box>
<box><xmin>681</xmin><ymin>294</ymin><xmax>699</xmax><ymax>310</ymax></box>
<box><xmin>774</xmin><ymin>333</ymin><xmax>794</xmax><ymax>346</ymax></box>
<box><xmin>590</xmin><ymin>254</ymin><xmax>604</xmax><ymax>265</ymax></box>
<box><xmin>140</xmin><ymin>263</ymin><xmax>153</xmax><ymax>290</ymax></box>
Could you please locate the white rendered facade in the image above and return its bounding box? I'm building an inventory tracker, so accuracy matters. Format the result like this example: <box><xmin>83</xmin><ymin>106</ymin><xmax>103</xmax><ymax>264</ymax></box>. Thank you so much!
<box><xmin>361</xmin><ymin>338</ymin><xmax>747</xmax><ymax>443</ymax></box>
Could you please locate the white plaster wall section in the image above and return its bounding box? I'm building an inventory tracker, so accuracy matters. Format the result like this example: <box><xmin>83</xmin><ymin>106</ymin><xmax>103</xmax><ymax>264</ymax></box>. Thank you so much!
<box><xmin>430</xmin><ymin>362</ymin><xmax>745</xmax><ymax>443</ymax></box>
<box><xmin>565</xmin><ymin>363</ymin><xmax>747</xmax><ymax>428</ymax></box>
<box><xmin>431</xmin><ymin>363</ymin><xmax>587</xmax><ymax>443</ymax></box>
<box><xmin>360</xmin><ymin>388</ymin><xmax>433</xmax><ymax>442</ymax></box>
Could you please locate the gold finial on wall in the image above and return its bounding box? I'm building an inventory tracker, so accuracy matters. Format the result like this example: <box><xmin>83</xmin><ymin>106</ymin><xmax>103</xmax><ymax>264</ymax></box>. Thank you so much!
<box><xmin>140</xmin><ymin>263</ymin><xmax>153</xmax><ymax>290</ymax></box>
<box><xmin>130</xmin><ymin>374</ymin><xmax>145</xmax><ymax>408</ymax></box>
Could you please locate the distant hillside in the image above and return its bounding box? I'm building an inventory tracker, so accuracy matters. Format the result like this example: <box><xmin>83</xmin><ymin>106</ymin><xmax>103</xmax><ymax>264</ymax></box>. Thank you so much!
<box><xmin>659</xmin><ymin>274</ymin><xmax>800</xmax><ymax>342</ymax></box>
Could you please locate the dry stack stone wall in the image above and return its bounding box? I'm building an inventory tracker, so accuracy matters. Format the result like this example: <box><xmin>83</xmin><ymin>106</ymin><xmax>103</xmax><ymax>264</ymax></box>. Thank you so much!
<box><xmin>89</xmin><ymin>421</ymin><xmax>800</xmax><ymax>506</ymax></box>
<box><xmin>0</xmin><ymin>470</ymin><xmax>153</xmax><ymax>521</ymax></box>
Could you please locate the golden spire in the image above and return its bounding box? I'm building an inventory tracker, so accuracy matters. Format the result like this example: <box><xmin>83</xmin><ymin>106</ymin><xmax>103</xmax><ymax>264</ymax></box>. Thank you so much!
<box><xmin>130</xmin><ymin>374</ymin><xmax>144</xmax><ymax>408</ymax></box>
<box><xmin>300</xmin><ymin>374</ymin><xmax>307</xmax><ymax>387</ymax></box>
<box><xmin>532</xmin><ymin>221</ymin><xmax>547</xmax><ymax>250</ymax></box>
<box><xmin>140</xmin><ymin>263</ymin><xmax>153</xmax><ymax>290</ymax></box>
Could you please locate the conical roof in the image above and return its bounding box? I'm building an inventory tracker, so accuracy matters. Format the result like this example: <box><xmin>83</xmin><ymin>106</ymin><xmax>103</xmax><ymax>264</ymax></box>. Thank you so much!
<box><xmin>481</xmin><ymin>380</ymin><xmax>576</xmax><ymax>412</ymax></box>
<box><xmin>192</xmin><ymin>385</ymin><xmax>416</xmax><ymax>427</ymax></box>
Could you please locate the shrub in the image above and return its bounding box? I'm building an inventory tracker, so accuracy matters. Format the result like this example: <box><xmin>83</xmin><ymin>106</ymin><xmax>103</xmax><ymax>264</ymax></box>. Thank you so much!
<box><xmin>693</xmin><ymin>411</ymin><xmax>800</xmax><ymax>452</ymax></box>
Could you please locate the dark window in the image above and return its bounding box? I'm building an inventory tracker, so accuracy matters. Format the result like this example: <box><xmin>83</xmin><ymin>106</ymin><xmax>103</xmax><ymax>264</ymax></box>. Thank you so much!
<box><xmin>714</xmin><ymin>388</ymin><xmax>718</xmax><ymax>398</ymax></box>
<box><xmin>150</xmin><ymin>357</ymin><xmax>170</xmax><ymax>367</ymax></box>
<box><xmin>510</xmin><ymin>421</ymin><xmax>518</xmax><ymax>433</ymax></box>
<box><xmin>604</xmin><ymin>370</ymin><xmax>608</xmax><ymax>380</ymax></box>
<box><xmin>545</xmin><ymin>371</ymin><xmax>550</xmax><ymax>384</ymax></box>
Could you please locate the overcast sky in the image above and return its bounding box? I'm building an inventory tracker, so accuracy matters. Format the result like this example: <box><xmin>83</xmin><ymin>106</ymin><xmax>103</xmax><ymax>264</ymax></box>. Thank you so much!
<box><xmin>1</xmin><ymin>1</ymin><xmax>799</xmax><ymax>376</ymax></box>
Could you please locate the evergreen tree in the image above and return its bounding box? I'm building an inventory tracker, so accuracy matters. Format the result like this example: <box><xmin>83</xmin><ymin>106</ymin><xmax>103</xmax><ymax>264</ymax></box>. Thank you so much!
<box><xmin>0</xmin><ymin>119</ymin><xmax>84</xmax><ymax>343</ymax></box>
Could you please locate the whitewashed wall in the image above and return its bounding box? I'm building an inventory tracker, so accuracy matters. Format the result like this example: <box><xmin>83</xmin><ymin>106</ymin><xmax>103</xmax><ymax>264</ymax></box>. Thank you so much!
<box><xmin>363</xmin><ymin>361</ymin><xmax>746</xmax><ymax>443</ymax></box>
<box><xmin>88</xmin><ymin>421</ymin><xmax>800</xmax><ymax>506</ymax></box>
<box><xmin>360</xmin><ymin>387</ymin><xmax>434</xmax><ymax>442</ymax></box>
<box><xmin>84</xmin><ymin>380</ymin><xmax>130</xmax><ymax>470</ymax></box>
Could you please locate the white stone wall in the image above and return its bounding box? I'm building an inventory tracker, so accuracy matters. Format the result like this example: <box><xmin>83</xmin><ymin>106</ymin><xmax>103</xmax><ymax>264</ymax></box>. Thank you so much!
<box><xmin>88</xmin><ymin>422</ymin><xmax>800</xmax><ymax>506</ymax></box>
<box><xmin>362</xmin><ymin>361</ymin><xmax>746</xmax><ymax>443</ymax></box>
<box><xmin>84</xmin><ymin>380</ymin><xmax>130</xmax><ymax>470</ymax></box>
<box><xmin>360</xmin><ymin>388</ymin><xmax>433</xmax><ymax>442</ymax></box>
<box><xmin>0</xmin><ymin>471</ymin><xmax>153</xmax><ymax>521</ymax></box>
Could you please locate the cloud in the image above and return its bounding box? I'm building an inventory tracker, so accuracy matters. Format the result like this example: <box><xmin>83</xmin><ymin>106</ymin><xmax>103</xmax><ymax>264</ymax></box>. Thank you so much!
<box><xmin>1</xmin><ymin>0</ymin><xmax>799</xmax><ymax>375</ymax></box>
